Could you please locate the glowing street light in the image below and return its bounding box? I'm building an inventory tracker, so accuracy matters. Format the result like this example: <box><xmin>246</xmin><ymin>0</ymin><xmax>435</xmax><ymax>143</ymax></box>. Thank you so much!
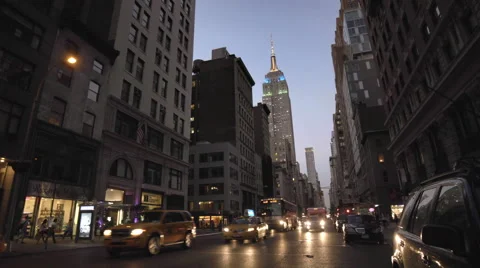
<box><xmin>67</xmin><ymin>56</ymin><xmax>77</xmax><ymax>64</ymax></box>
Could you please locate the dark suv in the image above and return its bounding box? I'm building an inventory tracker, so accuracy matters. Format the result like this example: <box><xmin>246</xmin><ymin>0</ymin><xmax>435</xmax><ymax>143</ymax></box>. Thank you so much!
<box><xmin>392</xmin><ymin>160</ymin><xmax>480</xmax><ymax>268</ymax></box>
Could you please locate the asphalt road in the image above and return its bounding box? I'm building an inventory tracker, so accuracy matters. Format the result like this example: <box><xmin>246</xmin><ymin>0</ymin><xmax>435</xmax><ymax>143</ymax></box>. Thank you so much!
<box><xmin>1</xmin><ymin>222</ymin><xmax>393</xmax><ymax>268</ymax></box>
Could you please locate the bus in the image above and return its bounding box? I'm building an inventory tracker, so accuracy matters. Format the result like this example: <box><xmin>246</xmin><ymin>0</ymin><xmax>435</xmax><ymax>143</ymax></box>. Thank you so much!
<box><xmin>259</xmin><ymin>198</ymin><xmax>298</xmax><ymax>231</ymax></box>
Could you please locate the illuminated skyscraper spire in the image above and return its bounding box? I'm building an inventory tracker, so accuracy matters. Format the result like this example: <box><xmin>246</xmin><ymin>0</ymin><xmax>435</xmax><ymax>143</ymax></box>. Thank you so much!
<box><xmin>270</xmin><ymin>34</ymin><xmax>279</xmax><ymax>72</ymax></box>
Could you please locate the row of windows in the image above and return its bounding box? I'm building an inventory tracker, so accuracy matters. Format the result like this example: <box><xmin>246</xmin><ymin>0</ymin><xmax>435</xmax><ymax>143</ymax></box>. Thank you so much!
<box><xmin>110</xmin><ymin>158</ymin><xmax>183</xmax><ymax>190</ymax></box>
<box><xmin>114</xmin><ymin>111</ymin><xmax>184</xmax><ymax>160</ymax></box>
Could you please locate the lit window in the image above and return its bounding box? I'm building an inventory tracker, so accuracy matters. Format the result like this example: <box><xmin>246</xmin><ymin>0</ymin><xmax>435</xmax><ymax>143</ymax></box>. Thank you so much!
<box><xmin>190</xmin><ymin>117</ymin><xmax>194</xmax><ymax>121</ymax></box>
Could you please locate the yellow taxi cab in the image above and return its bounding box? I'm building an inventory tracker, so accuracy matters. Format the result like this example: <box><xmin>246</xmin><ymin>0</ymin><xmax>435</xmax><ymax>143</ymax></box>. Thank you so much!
<box><xmin>223</xmin><ymin>216</ymin><xmax>268</xmax><ymax>243</ymax></box>
<box><xmin>103</xmin><ymin>210</ymin><xmax>196</xmax><ymax>257</ymax></box>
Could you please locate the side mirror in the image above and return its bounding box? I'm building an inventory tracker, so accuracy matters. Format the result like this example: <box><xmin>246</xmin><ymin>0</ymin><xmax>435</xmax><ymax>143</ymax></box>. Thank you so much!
<box><xmin>421</xmin><ymin>224</ymin><xmax>465</xmax><ymax>254</ymax></box>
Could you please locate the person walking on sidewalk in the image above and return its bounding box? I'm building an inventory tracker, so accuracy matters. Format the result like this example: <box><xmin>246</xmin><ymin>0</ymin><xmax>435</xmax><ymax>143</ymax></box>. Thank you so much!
<box><xmin>36</xmin><ymin>219</ymin><xmax>49</xmax><ymax>245</ymax></box>
<box><xmin>46</xmin><ymin>218</ymin><xmax>57</xmax><ymax>244</ymax></box>
<box><xmin>63</xmin><ymin>218</ymin><xmax>74</xmax><ymax>240</ymax></box>
<box><xmin>16</xmin><ymin>216</ymin><xmax>30</xmax><ymax>244</ymax></box>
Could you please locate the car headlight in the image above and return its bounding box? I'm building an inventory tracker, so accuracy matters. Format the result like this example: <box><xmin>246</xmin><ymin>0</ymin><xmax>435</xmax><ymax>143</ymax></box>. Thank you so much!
<box><xmin>305</xmin><ymin>221</ymin><xmax>311</xmax><ymax>226</ymax></box>
<box><xmin>247</xmin><ymin>228</ymin><xmax>255</xmax><ymax>232</ymax></box>
<box><xmin>223</xmin><ymin>228</ymin><xmax>229</xmax><ymax>232</ymax></box>
<box><xmin>130</xmin><ymin>229</ymin><xmax>145</xmax><ymax>236</ymax></box>
<box><xmin>279</xmin><ymin>220</ymin><xmax>285</xmax><ymax>225</ymax></box>
<box><xmin>103</xmin><ymin>230</ymin><xmax>112</xmax><ymax>236</ymax></box>
<box><xmin>320</xmin><ymin>220</ymin><xmax>325</xmax><ymax>226</ymax></box>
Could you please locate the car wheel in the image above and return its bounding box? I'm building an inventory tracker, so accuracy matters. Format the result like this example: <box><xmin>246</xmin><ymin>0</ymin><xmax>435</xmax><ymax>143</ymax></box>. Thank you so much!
<box><xmin>107</xmin><ymin>250</ymin><xmax>120</xmax><ymax>258</ymax></box>
<box><xmin>183</xmin><ymin>233</ymin><xmax>193</xmax><ymax>249</ymax></box>
<box><xmin>147</xmin><ymin>235</ymin><xmax>161</xmax><ymax>256</ymax></box>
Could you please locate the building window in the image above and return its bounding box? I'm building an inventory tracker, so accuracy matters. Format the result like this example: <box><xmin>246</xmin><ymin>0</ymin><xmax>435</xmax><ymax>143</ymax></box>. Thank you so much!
<box><xmin>170</xmin><ymin>139</ymin><xmax>184</xmax><ymax>159</ymax></box>
<box><xmin>125</xmin><ymin>49</ymin><xmax>135</xmax><ymax>72</ymax></box>
<box><xmin>429</xmin><ymin>1</ymin><xmax>441</xmax><ymax>25</ymax></box>
<box><xmin>159</xmin><ymin>104</ymin><xmax>166</xmax><ymax>124</ymax></box>
<box><xmin>178</xmin><ymin>30</ymin><xmax>183</xmax><ymax>45</ymax></box>
<box><xmin>175</xmin><ymin>68</ymin><xmax>181</xmax><ymax>83</ymax></box>
<box><xmin>180</xmin><ymin>13</ymin><xmax>185</xmax><ymax>27</ymax></box>
<box><xmin>165</xmin><ymin>36</ymin><xmax>171</xmax><ymax>51</ymax></box>
<box><xmin>157</xmin><ymin>27</ymin><xmax>164</xmax><ymax>44</ymax></box>
<box><xmin>141</xmin><ymin>11</ymin><xmax>150</xmax><ymax>28</ymax></box>
<box><xmin>115</xmin><ymin>111</ymin><xmax>138</xmax><ymax>140</ymax></box>
<box><xmin>0</xmin><ymin>49</ymin><xmax>34</xmax><ymax>91</ymax></box>
<box><xmin>182</xmin><ymin>55</ymin><xmax>188</xmax><ymax>69</ymax></box>
<box><xmin>162</xmin><ymin>56</ymin><xmax>169</xmax><ymax>73</ymax></box>
<box><xmin>173</xmin><ymin>113</ymin><xmax>179</xmax><ymax>131</ymax></box>
<box><xmin>161</xmin><ymin>78</ymin><xmax>168</xmax><ymax>97</ymax></box>
<box><xmin>364</xmin><ymin>90</ymin><xmax>369</xmax><ymax>98</ymax></box>
<box><xmin>56</xmin><ymin>65</ymin><xmax>73</xmax><ymax>87</ymax></box>
<box><xmin>199</xmin><ymin>183</ymin><xmax>224</xmax><ymax>195</ymax></box>
<box><xmin>132</xmin><ymin>2</ymin><xmax>141</xmax><ymax>19</ymax></box>
<box><xmin>167</xmin><ymin>0</ymin><xmax>174</xmax><ymax>12</ymax></box>
<box><xmin>147</xmin><ymin>127</ymin><xmax>164</xmax><ymax>151</ymax></box>
<box><xmin>353</xmin><ymin>72</ymin><xmax>358</xmax><ymax>80</ymax></box>
<box><xmin>136</xmin><ymin>58</ymin><xmax>145</xmax><ymax>81</ymax></box>
<box><xmin>2</xmin><ymin>6</ymin><xmax>44</xmax><ymax>49</ymax></box>
<box><xmin>150</xmin><ymin>99</ymin><xmax>157</xmax><ymax>118</ymax></box>
<box><xmin>159</xmin><ymin>8</ymin><xmax>166</xmax><ymax>23</ymax></box>
<box><xmin>184</xmin><ymin>37</ymin><xmax>189</xmax><ymax>50</ymax></box>
<box><xmin>180</xmin><ymin>94</ymin><xmax>185</xmax><ymax>111</ymax></box>
<box><xmin>169</xmin><ymin>169</ymin><xmax>182</xmax><ymax>190</ymax></box>
<box><xmin>133</xmin><ymin>88</ymin><xmax>142</xmax><ymax>109</ymax></box>
<box><xmin>174</xmin><ymin>89</ymin><xmax>180</xmax><ymax>107</ymax></box>
<box><xmin>166</xmin><ymin>17</ymin><xmax>172</xmax><ymax>31</ymax></box>
<box><xmin>93</xmin><ymin>60</ymin><xmax>104</xmax><ymax>74</ymax></box>
<box><xmin>109</xmin><ymin>158</ymin><xmax>133</xmax><ymax>179</ymax></box>
<box><xmin>181</xmin><ymin>74</ymin><xmax>186</xmax><ymax>89</ymax></box>
<box><xmin>129</xmin><ymin>25</ymin><xmax>138</xmax><ymax>43</ymax></box>
<box><xmin>358</xmin><ymin>81</ymin><xmax>364</xmax><ymax>89</ymax></box>
<box><xmin>378</xmin><ymin>153</ymin><xmax>385</xmax><ymax>163</ymax></box>
<box><xmin>185</xmin><ymin>21</ymin><xmax>190</xmax><ymax>33</ymax></box>
<box><xmin>177</xmin><ymin>48</ymin><xmax>182</xmax><ymax>63</ymax></box>
<box><xmin>179</xmin><ymin>118</ymin><xmax>184</xmax><ymax>135</ymax></box>
<box><xmin>82</xmin><ymin>112</ymin><xmax>95</xmax><ymax>137</ymax></box>
<box><xmin>121</xmin><ymin>80</ymin><xmax>131</xmax><ymax>103</ymax></box>
<box><xmin>0</xmin><ymin>98</ymin><xmax>23</xmax><ymax>135</ymax></box>
<box><xmin>144</xmin><ymin>161</ymin><xmax>162</xmax><ymax>186</ymax></box>
<box><xmin>49</xmin><ymin>97</ymin><xmax>66</xmax><ymax>127</ymax></box>
<box><xmin>152</xmin><ymin>72</ymin><xmax>160</xmax><ymax>93</ymax></box>
<box><xmin>140</xmin><ymin>34</ymin><xmax>147</xmax><ymax>52</ymax></box>
<box><xmin>87</xmin><ymin>81</ymin><xmax>100</xmax><ymax>102</ymax></box>
<box><xmin>186</xmin><ymin>5</ymin><xmax>191</xmax><ymax>16</ymax></box>
<box><xmin>155</xmin><ymin>48</ymin><xmax>162</xmax><ymax>66</ymax></box>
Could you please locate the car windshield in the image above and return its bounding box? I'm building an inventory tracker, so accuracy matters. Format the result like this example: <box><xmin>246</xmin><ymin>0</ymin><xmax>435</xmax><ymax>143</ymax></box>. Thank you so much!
<box><xmin>232</xmin><ymin>218</ymin><xmax>255</xmax><ymax>224</ymax></box>
<box><xmin>139</xmin><ymin>212</ymin><xmax>164</xmax><ymax>223</ymax></box>
<box><xmin>337</xmin><ymin>214</ymin><xmax>348</xmax><ymax>221</ymax></box>
<box><xmin>309</xmin><ymin>216</ymin><xmax>321</xmax><ymax>221</ymax></box>
<box><xmin>347</xmin><ymin>215</ymin><xmax>376</xmax><ymax>224</ymax></box>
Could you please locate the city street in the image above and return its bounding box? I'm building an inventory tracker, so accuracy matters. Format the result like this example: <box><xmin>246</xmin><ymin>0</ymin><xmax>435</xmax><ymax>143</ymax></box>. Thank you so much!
<box><xmin>2</xmin><ymin>222</ymin><xmax>394</xmax><ymax>268</ymax></box>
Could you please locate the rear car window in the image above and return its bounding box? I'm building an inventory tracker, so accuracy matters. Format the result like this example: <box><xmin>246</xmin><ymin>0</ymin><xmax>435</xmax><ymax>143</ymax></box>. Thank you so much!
<box><xmin>432</xmin><ymin>185</ymin><xmax>468</xmax><ymax>230</ymax></box>
<box><xmin>410</xmin><ymin>188</ymin><xmax>437</xmax><ymax>236</ymax></box>
<box><xmin>338</xmin><ymin>215</ymin><xmax>348</xmax><ymax>221</ymax></box>
<box><xmin>399</xmin><ymin>192</ymin><xmax>418</xmax><ymax>229</ymax></box>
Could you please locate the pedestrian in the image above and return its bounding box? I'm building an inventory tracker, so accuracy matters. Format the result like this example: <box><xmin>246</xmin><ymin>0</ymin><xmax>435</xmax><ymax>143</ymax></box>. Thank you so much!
<box><xmin>47</xmin><ymin>218</ymin><xmax>57</xmax><ymax>244</ymax></box>
<box><xmin>16</xmin><ymin>216</ymin><xmax>30</xmax><ymax>244</ymax></box>
<box><xmin>63</xmin><ymin>218</ymin><xmax>74</xmax><ymax>240</ymax></box>
<box><xmin>36</xmin><ymin>219</ymin><xmax>48</xmax><ymax>245</ymax></box>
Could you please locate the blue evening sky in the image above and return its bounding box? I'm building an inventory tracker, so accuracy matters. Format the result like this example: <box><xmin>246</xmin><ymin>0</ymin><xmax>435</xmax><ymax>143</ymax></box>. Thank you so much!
<box><xmin>193</xmin><ymin>0</ymin><xmax>340</xmax><ymax>207</ymax></box>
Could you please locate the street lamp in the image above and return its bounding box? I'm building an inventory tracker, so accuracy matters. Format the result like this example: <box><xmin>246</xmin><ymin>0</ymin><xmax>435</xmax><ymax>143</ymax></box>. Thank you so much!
<box><xmin>4</xmin><ymin>53</ymin><xmax>78</xmax><ymax>251</ymax></box>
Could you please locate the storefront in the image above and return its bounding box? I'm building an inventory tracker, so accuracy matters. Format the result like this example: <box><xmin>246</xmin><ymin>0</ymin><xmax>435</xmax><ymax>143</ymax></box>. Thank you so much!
<box><xmin>391</xmin><ymin>204</ymin><xmax>404</xmax><ymax>219</ymax></box>
<box><xmin>104</xmin><ymin>188</ymin><xmax>131</xmax><ymax>226</ymax></box>
<box><xmin>141</xmin><ymin>191</ymin><xmax>163</xmax><ymax>210</ymax></box>
<box><xmin>22</xmin><ymin>180</ymin><xmax>91</xmax><ymax>237</ymax></box>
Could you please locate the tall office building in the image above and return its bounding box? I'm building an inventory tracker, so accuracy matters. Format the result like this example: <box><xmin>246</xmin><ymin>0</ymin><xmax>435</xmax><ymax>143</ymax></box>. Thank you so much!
<box><xmin>305</xmin><ymin>147</ymin><xmax>318</xmax><ymax>187</ymax></box>
<box><xmin>262</xmin><ymin>40</ymin><xmax>297</xmax><ymax>164</ymax></box>
<box><xmin>91</xmin><ymin>0</ymin><xmax>196</xmax><ymax>214</ymax></box>
<box><xmin>190</xmin><ymin>47</ymin><xmax>259</xmax><ymax>214</ymax></box>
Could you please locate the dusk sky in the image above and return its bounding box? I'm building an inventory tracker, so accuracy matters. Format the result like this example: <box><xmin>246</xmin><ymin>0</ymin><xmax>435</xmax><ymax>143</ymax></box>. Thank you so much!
<box><xmin>193</xmin><ymin>0</ymin><xmax>340</xmax><ymax>208</ymax></box>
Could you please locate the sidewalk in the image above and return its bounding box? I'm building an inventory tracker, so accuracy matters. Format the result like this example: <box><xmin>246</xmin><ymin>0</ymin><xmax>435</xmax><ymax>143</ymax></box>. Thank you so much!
<box><xmin>0</xmin><ymin>237</ymin><xmax>103</xmax><ymax>259</ymax></box>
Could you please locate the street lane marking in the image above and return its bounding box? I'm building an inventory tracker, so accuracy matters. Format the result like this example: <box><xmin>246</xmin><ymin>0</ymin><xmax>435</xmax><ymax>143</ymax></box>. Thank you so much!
<box><xmin>196</xmin><ymin>232</ymin><xmax>221</xmax><ymax>237</ymax></box>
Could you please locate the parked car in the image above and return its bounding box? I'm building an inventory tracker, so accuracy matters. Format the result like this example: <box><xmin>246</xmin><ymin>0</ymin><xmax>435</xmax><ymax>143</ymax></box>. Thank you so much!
<box><xmin>103</xmin><ymin>210</ymin><xmax>196</xmax><ymax>257</ymax></box>
<box><xmin>392</xmin><ymin>158</ymin><xmax>480</xmax><ymax>268</ymax></box>
<box><xmin>343</xmin><ymin>214</ymin><xmax>384</xmax><ymax>244</ymax></box>
<box><xmin>223</xmin><ymin>216</ymin><xmax>268</xmax><ymax>243</ymax></box>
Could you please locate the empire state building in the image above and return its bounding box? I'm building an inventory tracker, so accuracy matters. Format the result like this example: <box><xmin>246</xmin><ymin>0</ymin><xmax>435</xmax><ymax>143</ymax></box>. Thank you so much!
<box><xmin>262</xmin><ymin>41</ymin><xmax>297</xmax><ymax>164</ymax></box>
